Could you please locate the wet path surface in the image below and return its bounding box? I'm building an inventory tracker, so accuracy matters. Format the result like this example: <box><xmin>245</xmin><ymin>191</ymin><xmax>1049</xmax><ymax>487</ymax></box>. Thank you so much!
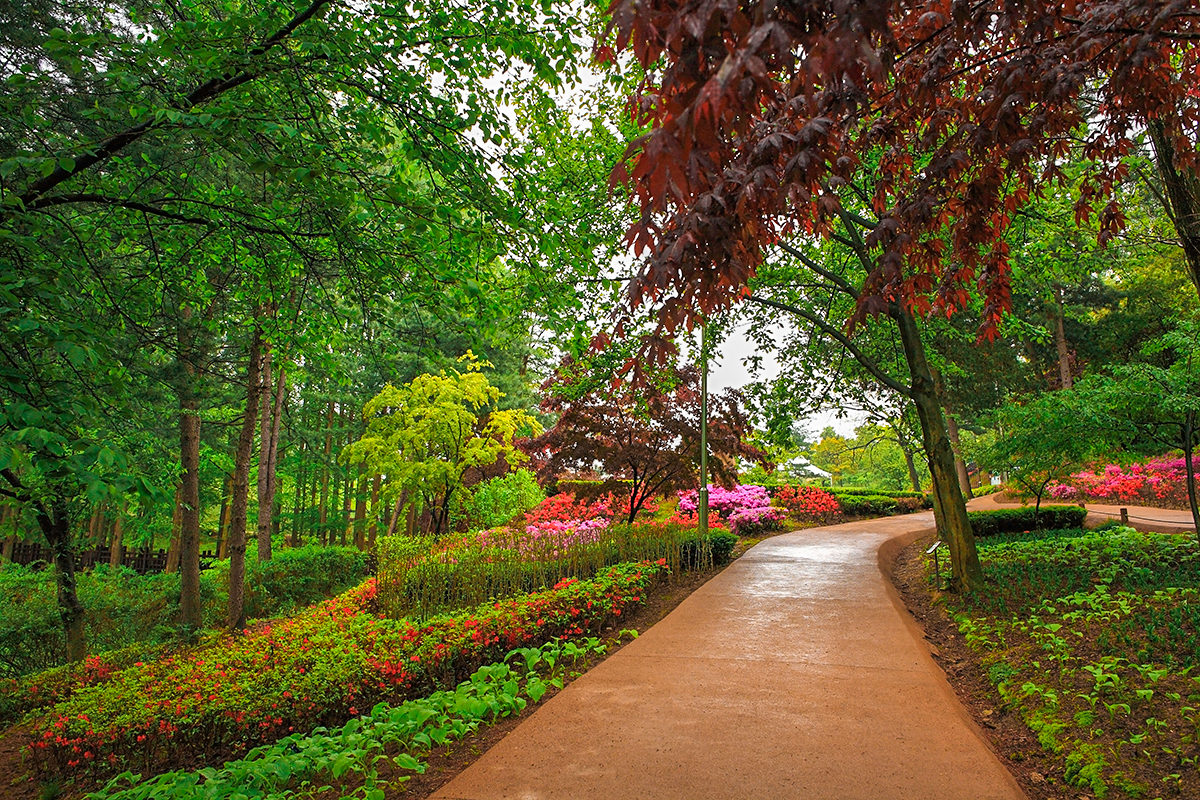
<box><xmin>432</xmin><ymin>512</ymin><xmax>1027</xmax><ymax>800</ymax></box>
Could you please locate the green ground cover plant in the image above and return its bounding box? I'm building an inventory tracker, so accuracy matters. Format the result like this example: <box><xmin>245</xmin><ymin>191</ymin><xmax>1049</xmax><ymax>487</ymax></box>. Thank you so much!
<box><xmin>937</xmin><ymin>525</ymin><xmax>1200</xmax><ymax>799</ymax></box>
<box><xmin>0</xmin><ymin>546</ymin><xmax>371</xmax><ymax>681</ymax></box>
<box><xmin>89</xmin><ymin>637</ymin><xmax>610</xmax><ymax>800</ymax></box>
<box><xmin>25</xmin><ymin>560</ymin><xmax>666</xmax><ymax>783</ymax></box>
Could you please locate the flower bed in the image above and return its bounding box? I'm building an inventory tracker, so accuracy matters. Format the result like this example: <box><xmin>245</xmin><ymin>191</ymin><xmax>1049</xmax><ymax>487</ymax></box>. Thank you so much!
<box><xmin>773</xmin><ymin>485</ymin><xmax>840</xmax><ymax>521</ymax></box>
<box><xmin>26</xmin><ymin>561</ymin><xmax>667</xmax><ymax>781</ymax></box>
<box><xmin>676</xmin><ymin>485</ymin><xmax>785</xmax><ymax>535</ymax></box>
<box><xmin>1049</xmin><ymin>454</ymin><xmax>1200</xmax><ymax>509</ymax></box>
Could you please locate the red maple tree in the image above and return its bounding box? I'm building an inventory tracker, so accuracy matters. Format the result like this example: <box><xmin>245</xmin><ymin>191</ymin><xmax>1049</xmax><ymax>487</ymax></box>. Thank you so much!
<box><xmin>600</xmin><ymin>0</ymin><xmax>1199</xmax><ymax>342</ymax></box>
<box><xmin>523</xmin><ymin>364</ymin><xmax>767</xmax><ymax>523</ymax></box>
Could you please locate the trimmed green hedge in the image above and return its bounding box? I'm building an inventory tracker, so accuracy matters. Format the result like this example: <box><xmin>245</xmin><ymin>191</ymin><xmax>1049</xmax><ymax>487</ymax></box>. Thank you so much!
<box><xmin>967</xmin><ymin>505</ymin><xmax>1088</xmax><ymax>537</ymax></box>
<box><xmin>834</xmin><ymin>494</ymin><xmax>899</xmax><ymax>516</ymax></box>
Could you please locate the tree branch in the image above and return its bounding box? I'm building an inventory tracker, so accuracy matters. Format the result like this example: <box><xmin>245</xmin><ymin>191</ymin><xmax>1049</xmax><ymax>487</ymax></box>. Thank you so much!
<box><xmin>745</xmin><ymin>295</ymin><xmax>913</xmax><ymax>398</ymax></box>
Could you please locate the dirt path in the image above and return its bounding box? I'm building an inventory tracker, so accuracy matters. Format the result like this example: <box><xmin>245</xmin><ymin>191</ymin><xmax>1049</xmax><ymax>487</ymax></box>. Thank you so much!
<box><xmin>431</xmin><ymin>513</ymin><xmax>1027</xmax><ymax>800</ymax></box>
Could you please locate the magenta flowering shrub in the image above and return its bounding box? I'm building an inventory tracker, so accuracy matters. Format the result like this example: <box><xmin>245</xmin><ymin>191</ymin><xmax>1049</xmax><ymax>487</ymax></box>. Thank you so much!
<box><xmin>1048</xmin><ymin>454</ymin><xmax>1200</xmax><ymax>508</ymax></box>
<box><xmin>677</xmin><ymin>485</ymin><xmax>782</xmax><ymax>534</ymax></box>
<box><xmin>677</xmin><ymin>484</ymin><xmax>771</xmax><ymax>515</ymax></box>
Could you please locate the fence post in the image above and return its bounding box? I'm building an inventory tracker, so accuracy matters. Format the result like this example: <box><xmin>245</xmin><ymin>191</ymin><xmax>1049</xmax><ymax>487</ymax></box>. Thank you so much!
<box><xmin>1120</xmin><ymin>507</ymin><xmax>1129</xmax><ymax>525</ymax></box>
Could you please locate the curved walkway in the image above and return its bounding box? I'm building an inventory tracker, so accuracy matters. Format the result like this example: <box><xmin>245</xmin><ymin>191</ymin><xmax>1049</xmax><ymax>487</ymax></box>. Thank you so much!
<box><xmin>432</xmin><ymin>513</ymin><xmax>1026</xmax><ymax>800</ymax></box>
<box><xmin>968</xmin><ymin>493</ymin><xmax>1197</xmax><ymax>533</ymax></box>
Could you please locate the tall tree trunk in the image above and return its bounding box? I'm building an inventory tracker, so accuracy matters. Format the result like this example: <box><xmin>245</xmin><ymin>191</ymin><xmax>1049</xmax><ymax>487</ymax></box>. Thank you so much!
<box><xmin>292</xmin><ymin>440</ymin><xmax>307</xmax><ymax>547</ymax></box>
<box><xmin>1148</xmin><ymin>118</ymin><xmax>1200</xmax><ymax>299</ymax></box>
<box><xmin>319</xmin><ymin>401</ymin><xmax>333</xmax><ymax>543</ymax></box>
<box><xmin>256</xmin><ymin>349</ymin><xmax>274</xmax><ymax>561</ymax></box>
<box><xmin>1</xmin><ymin>505</ymin><xmax>13</xmax><ymax>561</ymax></box>
<box><xmin>1053</xmin><ymin>285</ymin><xmax>1073</xmax><ymax>389</ymax></box>
<box><xmin>352</xmin><ymin>471</ymin><xmax>367</xmax><ymax>549</ymax></box>
<box><xmin>386</xmin><ymin>495</ymin><xmax>404</xmax><ymax>536</ymax></box>
<box><xmin>341</xmin><ymin>473</ymin><xmax>353</xmax><ymax>546</ymax></box>
<box><xmin>41</xmin><ymin>499</ymin><xmax>86</xmax><ymax>661</ymax></box>
<box><xmin>179</xmin><ymin>390</ymin><xmax>202</xmax><ymax>629</ymax></box>
<box><xmin>894</xmin><ymin>308</ymin><xmax>984</xmax><ymax>592</ymax></box>
<box><xmin>944</xmin><ymin>412</ymin><xmax>974</xmax><ymax>499</ymax></box>
<box><xmin>264</xmin><ymin>366</ymin><xmax>286</xmax><ymax>553</ymax></box>
<box><xmin>228</xmin><ymin>328</ymin><xmax>264</xmax><ymax>630</ymax></box>
<box><xmin>165</xmin><ymin>484</ymin><xmax>182</xmax><ymax>573</ymax></box>
<box><xmin>108</xmin><ymin>503</ymin><xmax>125</xmax><ymax>568</ymax></box>
<box><xmin>367</xmin><ymin>473</ymin><xmax>381</xmax><ymax>546</ymax></box>
<box><xmin>1184</xmin><ymin>411</ymin><xmax>1200</xmax><ymax>541</ymax></box>
<box><xmin>215</xmin><ymin>474</ymin><xmax>231</xmax><ymax>560</ymax></box>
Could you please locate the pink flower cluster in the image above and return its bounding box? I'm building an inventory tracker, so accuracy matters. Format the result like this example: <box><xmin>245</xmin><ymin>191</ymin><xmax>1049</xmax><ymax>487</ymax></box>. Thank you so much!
<box><xmin>677</xmin><ymin>484</ymin><xmax>772</xmax><ymax>515</ymax></box>
<box><xmin>677</xmin><ymin>485</ymin><xmax>782</xmax><ymax>535</ymax></box>
<box><xmin>1048</xmin><ymin>454</ymin><xmax>1200</xmax><ymax>508</ymax></box>
<box><xmin>476</xmin><ymin>517</ymin><xmax>611</xmax><ymax>559</ymax></box>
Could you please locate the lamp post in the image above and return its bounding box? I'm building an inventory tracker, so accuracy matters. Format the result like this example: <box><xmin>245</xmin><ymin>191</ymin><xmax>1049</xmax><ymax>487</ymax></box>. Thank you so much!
<box><xmin>698</xmin><ymin>320</ymin><xmax>709</xmax><ymax>537</ymax></box>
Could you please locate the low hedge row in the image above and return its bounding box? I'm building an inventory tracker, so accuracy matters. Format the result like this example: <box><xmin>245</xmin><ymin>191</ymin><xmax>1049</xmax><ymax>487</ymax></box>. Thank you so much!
<box><xmin>967</xmin><ymin>505</ymin><xmax>1088</xmax><ymax>537</ymax></box>
<box><xmin>27</xmin><ymin>561</ymin><xmax>667</xmax><ymax>781</ymax></box>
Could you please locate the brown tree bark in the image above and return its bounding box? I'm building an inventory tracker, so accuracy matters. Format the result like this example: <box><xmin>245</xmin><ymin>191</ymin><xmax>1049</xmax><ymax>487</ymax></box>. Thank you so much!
<box><xmin>165</xmin><ymin>484</ymin><xmax>182</xmax><ymax>574</ymax></box>
<box><xmin>108</xmin><ymin>503</ymin><xmax>125</xmax><ymax>568</ymax></box>
<box><xmin>367</xmin><ymin>473</ymin><xmax>381</xmax><ymax>546</ymax></box>
<box><xmin>352</xmin><ymin>471</ymin><xmax>367</xmax><ymax>549</ymax></box>
<box><xmin>215</xmin><ymin>474</ymin><xmax>231</xmax><ymax>560</ymax></box>
<box><xmin>265</xmin><ymin>366</ymin><xmax>286</xmax><ymax>548</ymax></box>
<box><xmin>256</xmin><ymin>348</ymin><xmax>274</xmax><ymax>561</ymax></box>
<box><xmin>1053</xmin><ymin>285</ymin><xmax>1073</xmax><ymax>390</ymax></box>
<box><xmin>228</xmin><ymin>328</ymin><xmax>264</xmax><ymax>630</ymax></box>
<box><xmin>1148</xmin><ymin>119</ymin><xmax>1200</xmax><ymax>299</ymax></box>
<box><xmin>318</xmin><ymin>401</ymin><xmax>333</xmax><ymax>544</ymax></box>
<box><xmin>178</xmin><ymin>388</ymin><xmax>203</xmax><ymax>629</ymax></box>
<box><xmin>944</xmin><ymin>412</ymin><xmax>974</xmax><ymax>499</ymax></box>
<box><xmin>894</xmin><ymin>307</ymin><xmax>984</xmax><ymax>592</ymax></box>
<box><xmin>45</xmin><ymin>500</ymin><xmax>86</xmax><ymax>661</ymax></box>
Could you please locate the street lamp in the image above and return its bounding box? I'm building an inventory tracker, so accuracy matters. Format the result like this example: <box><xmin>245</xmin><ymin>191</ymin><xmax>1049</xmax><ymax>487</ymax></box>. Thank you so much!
<box><xmin>698</xmin><ymin>320</ymin><xmax>709</xmax><ymax>536</ymax></box>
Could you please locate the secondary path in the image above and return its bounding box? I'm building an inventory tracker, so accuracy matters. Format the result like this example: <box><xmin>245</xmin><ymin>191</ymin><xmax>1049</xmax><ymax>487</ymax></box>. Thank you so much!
<box><xmin>432</xmin><ymin>513</ymin><xmax>1026</xmax><ymax>800</ymax></box>
<box><xmin>968</xmin><ymin>493</ymin><xmax>1197</xmax><ymax>533</ymax></box>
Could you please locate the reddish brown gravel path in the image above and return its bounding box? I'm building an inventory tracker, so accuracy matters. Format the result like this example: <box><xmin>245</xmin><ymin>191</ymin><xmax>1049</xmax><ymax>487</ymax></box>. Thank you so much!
<box><xmin>431</xmin><ymin>512</ymin><xmax>1027</xmax><ymax>800</ymax></box>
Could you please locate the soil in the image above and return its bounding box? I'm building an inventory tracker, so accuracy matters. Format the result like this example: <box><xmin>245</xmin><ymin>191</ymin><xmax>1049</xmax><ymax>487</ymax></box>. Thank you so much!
<box><xmin>888</xmin><ymin>533</ymin><xmax>1098</xmax><ymax>800</ymax></box>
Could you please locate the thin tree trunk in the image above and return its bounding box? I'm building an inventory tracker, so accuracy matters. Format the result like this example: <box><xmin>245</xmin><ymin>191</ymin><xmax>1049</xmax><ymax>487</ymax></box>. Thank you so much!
<box><xmin>165</xmin><ymin>484</ymin><xmax>182</xmax><ymax>574</ymax></box>
<box><xmin>215</xmin><ymin>474</ymin><xmax>231</xmax><ymax>560</ymax></box>
<box><xmin>352</xmin><ymin>471</ymin><xmax>367</xmax><ymax>549</ymax></box>
<box><xmin>263</xmin><ymin>366</ymin><xmax>286</xmax><ymax>554</ymax></box>
<box><xmin>386</xmin><ymin>495</ymin><xmax>404</xmax><ymax>536</ymax></box>
<box><xmin>367</xmin><ymin>473</ymin><xmax>381</xmax><ymax>546</ymax></box>
<box><xmin>894</xmin><ymin>308</ymin><xmax>984</xmax><ymax>592</ymax></box>
<box><xmin>292</xmin><ymin>439</ymin><xmax>306</xmax><ymax>547</ymax></box>
<box><xmin>108</xmin><ymin>503</ymin><xmax>125</xmax><ymax>568</ymax></box>
<box><xmin>944</xmin><ymin>412</ymin><xmax>974</xmax><ymax>499</ymax></box>
<box><xmin>1148</xmin><ymin>118</ymin><xmax>1200</xmax><ymax>299</ymax></box>
<box><xmin>319</xmin><ymin>401</ymin><xmax>333</xmax><ymax>543</ymax></box>
<box><xmin>256</xmin><ymin>348</ymin><xmax>274</xmax><ymax>561</ymax></box>
<box><xmin>1053</xmin><ymin>285</ymin><xmax>1073</xmax><ymax>389</ymax></box>
<box><xmin>42</xmin><ymin>500</ymin><xmax>86</xmax><ymax>661</ymax></box>
<box><xmin>0</xmin><ymin>506</ymin><xmax>13</xmax><ymax>561</ymax></box>
<box><xmin>1184</xmin><ymin>411</ymin><xmax>1200</xmax><ymax>541</ymax></box>
<box><xmin>341</xmin><ymin>474</ymin><xmax>353</xmax><ymax>546</ymax></box>
<box><xmin>228</xmin><ymin>328</ymin><xmax>264</xmax><ymax>630</ymax></box>
<box><xmin>179</xmin><ymin>390</ymin><xmax>202</xmax><ymax>629</ymax></box>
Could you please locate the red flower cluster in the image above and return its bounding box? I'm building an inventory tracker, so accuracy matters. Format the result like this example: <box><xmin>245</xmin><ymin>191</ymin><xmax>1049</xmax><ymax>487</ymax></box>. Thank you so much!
<box><xmin>27</xmin><ymin>561</ymin><xmax>667</xmax><ymax>781</ymax></box>
<box><xmin>773</xmin><ymin>486</ymin><xmax>840</xmax><ymax>519</ymax></box>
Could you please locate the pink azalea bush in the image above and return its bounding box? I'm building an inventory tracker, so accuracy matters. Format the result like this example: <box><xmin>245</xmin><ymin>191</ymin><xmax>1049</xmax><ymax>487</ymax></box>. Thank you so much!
<box><xmin>677</xmin><ymin>484</ymin><xmax>783</xmax><ymax>535</ymax></box>
<box><xmin>1048</xmin><ymin>454</ymin><xmax>1200</xmax><ymax>508</ymax></box>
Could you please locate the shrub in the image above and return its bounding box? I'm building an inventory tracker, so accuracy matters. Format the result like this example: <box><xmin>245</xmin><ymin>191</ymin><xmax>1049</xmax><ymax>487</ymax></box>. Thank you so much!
<box><xmin>379</xmin><ymin>522</ymin><xmax>730</xmax><ymax>620</ymax></box>
<box><xmin>835</xmin><ymin>494</ymin><xmax>898</xmax><ymax>516</ymax></box>
<box><xmin>773</xmin><ymin>485</ymin><xmax>840</xmax><ymax>520</ymax></box>
<box><xmin>28</xmin><ymin>561</ymin><xmax>667</xmax><ymax>781</ymax></box>
<box><xmin>451</xmin><ymin>469</ymin><xmax>545</xmax><ymax>530</ymax></box>
<box><xmin>727</xmin><ymin>505</ymin><xmax>786</xmax><ymax>536</ymax></box>
<box><xmin>966</xmin><ymin>505</ymin><xmax>1088</xmax><ymax>537</ymax></box>
<box><xmin>201</xmin><ymin>545</ymin><xmax>371</xmax><ymax>623</ymax></box>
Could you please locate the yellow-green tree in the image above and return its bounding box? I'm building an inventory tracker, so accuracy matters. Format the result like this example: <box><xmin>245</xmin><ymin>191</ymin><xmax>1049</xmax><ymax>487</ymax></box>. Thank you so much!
<box><xmin>343</xmin><ymin>358</ymin><xmax>539</xmax><ymax>535</ymax></box>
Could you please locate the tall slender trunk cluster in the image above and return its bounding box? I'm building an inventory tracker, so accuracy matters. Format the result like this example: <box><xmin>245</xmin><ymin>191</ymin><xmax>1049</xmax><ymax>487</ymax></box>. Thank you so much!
<box><xmin>257</xmin><ymin>347</ymin><xmax>286</xmax><ymax>562</ymax></box>
<box><xmin>228</xmin><ymin>327</ymin><xmax>265</xmax><ymax>630</ymax></box>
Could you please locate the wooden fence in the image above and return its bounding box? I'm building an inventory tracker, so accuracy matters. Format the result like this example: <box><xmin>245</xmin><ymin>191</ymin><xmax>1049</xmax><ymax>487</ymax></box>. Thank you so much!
<box><xmin>6</xmin><ymin>543</ymin><xmax>217</xmax><ymax>574</ymax></box>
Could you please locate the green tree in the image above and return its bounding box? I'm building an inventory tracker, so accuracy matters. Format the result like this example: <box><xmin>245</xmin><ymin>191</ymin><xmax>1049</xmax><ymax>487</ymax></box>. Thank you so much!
<box><xmin>342</xmin><ymin>358</ymin><xmax>539</xmax><ymax>535</ymax></box>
